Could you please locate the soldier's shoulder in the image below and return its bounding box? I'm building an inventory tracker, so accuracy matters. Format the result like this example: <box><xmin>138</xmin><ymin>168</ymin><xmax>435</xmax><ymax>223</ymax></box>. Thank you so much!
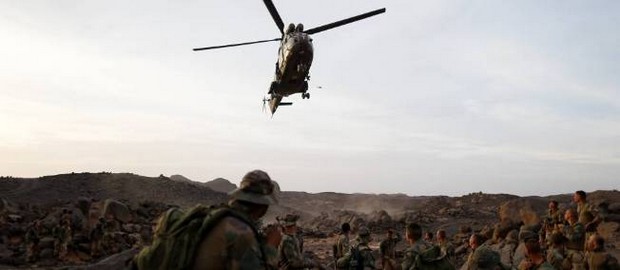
<box><xmin>211</xmin><ymin>216</ymin><xmax>257</xmax><ymax>237</ymax></box>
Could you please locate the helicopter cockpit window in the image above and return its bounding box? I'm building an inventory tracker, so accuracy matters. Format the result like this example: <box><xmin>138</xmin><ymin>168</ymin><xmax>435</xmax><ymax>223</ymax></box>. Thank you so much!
<box><xmin>295</xmin><ymin>23</ymin><xmax>304</xmax><ymax>32</ymax></box>
<box><xmin>286</xmin><ymin>23</ymin><xmax>295</xmax><ymax>34</ymax></box>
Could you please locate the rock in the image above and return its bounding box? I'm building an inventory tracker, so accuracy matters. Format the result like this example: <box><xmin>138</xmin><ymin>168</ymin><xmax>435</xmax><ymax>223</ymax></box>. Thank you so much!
<box><xmin>75</xmin><ymin>247</ymin><xmax>139</xmax><ymax>270</ymax></box>
<box><xmin>597</xmin><ymin>222</ymin><xmax>620</xmax><ymax>240</ymax></box>
<box><xmin>203</xmin><ymin>178</ymin><xmax>237</xmax><ymax>193</ymax></box>
<box><xmin>39</xmin><ymin>237</ymin><xmax>55</xmax><ymax>249</ymax></box>
<box><xmin>608</xmin><ymin>203</ymin><xmax>620</xmax><ymax>214</ymax></box>
<box><xmin>7</xmin><ymin>215</ymin><xmax>22</xmax><ymax>222</ymax></box>
<box><xmin>498</xmin><ymin>198</ymin><xmax>546</xmax><ymax>225</ymax></box>
<box><xmin>77</xmin><ymin>197</ymin><xmax>93</xmax><ymax>216</ymax></box>
<box><xmin>102</xmin><ymin>199</ymin><xmax>132</xmax><ymax>223</ymax></box>
<box><xmin>40</xmin><ymin>248</ymin><xmax>54</xmax><ymax>259</ymax></box>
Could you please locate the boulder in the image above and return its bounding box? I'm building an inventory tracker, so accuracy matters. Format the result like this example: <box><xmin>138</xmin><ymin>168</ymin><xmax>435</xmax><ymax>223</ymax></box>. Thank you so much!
<box><xmin>40</xmin><ymin>248</ymin><xmax>54</xmax><ymax>259</ymax></box>
<box><xmin>102</xmin><ymin>199</ymin><xmax>132</xmax><ymax>223</ymax></box>
<box><xmin>39</xmin><ymin>237</ymin><xmax>55</xmax><ymax>249</ymax></box>
<box><xmin>498</xmin><ymin>198</ymin><xmax>546</xmax><ymax>225</ymax></box>
<box><xmin>76</xmin><ymin>197</ymin><xmax>92</xmax><ymax>216</ymax></box>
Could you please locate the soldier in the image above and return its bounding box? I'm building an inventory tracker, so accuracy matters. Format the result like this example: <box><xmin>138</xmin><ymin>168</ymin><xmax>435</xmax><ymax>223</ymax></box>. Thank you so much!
<box><xmin>102</xmin><ymin>215</ymin><xmax>118</xmax><ymax>254</ymax></box>
<box><xmin>337</xmin><ymin>226</ymin><xmax>375</xmax><ymax>270</ymax></box>
<box><xmin>462</xmin><ymin>233</ymin><xmax>486</xmax><ymax>270</ymax></box>
<box><xmin>517</xmin><ymin>231</ymin><xmax>554</xmax><ymax>270</ymax></box>
<box><xmin>546</xmin><ymin>232</ymin><xmax>567</xmax><ymax>270</ymax></box>
<box><xmin>424</xmin><ymin>232</ymin><xmax>433</xmax><ymax>243</ymax></box>
<box><xmin>55</xmin><ymin>219</ymin><xmax>72</xmax><ymax>261</ymax></box>
<box><xmin>563</xmin><ymin>208</ymin><xmax>586</xmax><ymax>270</ymax></box>
<box><xmin>380</xmin><ymin>229</ymin><xmax>402</xmax><ymax>270</ymax></box>
<box><xmin>90</xmin><ymin>217</ymin><xmax>105</xmax><ymax>257</ymax></box>
<box><xmin>437</xmin><ymin>230</ymin><xmax>456</xmax><ymax>267</ymax></box>
<box><xmin>334</xmin><ymin>222</ymin><xmax>352</xmax><ymax>269</ymax></box>
<box><xmin>544</xmin><ymin>200</ymin><xmax>563</xmax><ymax>231</ymax></box>
<box><xmin>499</xmin><ymin>230</ymin><xmax>519</xmax><ymax>269</ymax></box>
<box><xmin>25</xmin><ymin>220</ymin><xmax>42</xmax><ymax>263</ymax></box>
<box><xmin>192</xmin><ymin>169</ymin><xmax>282</xmax><ymax>269</ymax></box>
<box><xmin>585</xmin><ymin>234</ymin><xmax>620</xmax><ymax>270</ymax></box>
<box><xmin>277</xmin><ymin>214</ymin><xmax>321</xmax><ymax>269</ymax></box>
<box><xmin>401</xmin><ymin>223</ymin><xmax>434</xmax><ymax>270</ymax></box>
<box><xmin>468</xmin><ymin>245</ymin><xmax>503</xmax><ymax>270</ymax></box>
<box><xmin>573</xmin><ymin>191</ymin><xmax>603</xmax><ymax>234</ymax></box>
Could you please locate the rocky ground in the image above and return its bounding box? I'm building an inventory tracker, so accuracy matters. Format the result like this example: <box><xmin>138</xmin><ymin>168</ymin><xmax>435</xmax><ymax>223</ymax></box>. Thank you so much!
<box><xmin>0</xmin><ymin>173</ymin><xmax>618</xmax><ymax>269</ymax></box>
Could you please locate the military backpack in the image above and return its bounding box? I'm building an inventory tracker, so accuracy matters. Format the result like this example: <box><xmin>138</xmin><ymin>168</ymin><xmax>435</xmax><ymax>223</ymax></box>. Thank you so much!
<box><xmin>132</xmin><ymin>204</ymin><xmax>263</xmax><ymax>270</ymax></box>
<box><xmin>408</xmin><ymin>245</ymin><xmax>456</xmax><ymax>270</ymax></box>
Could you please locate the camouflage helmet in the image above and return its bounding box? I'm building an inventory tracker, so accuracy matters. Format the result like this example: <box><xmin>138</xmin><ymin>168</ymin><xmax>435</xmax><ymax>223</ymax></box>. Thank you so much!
<box><xmin>278</xmin><ymin>214</ymin><xmax>300</xmax><ymax>227</ymax></box>
<box><xmin>228</xmin><ymin>170</ymin><xmax>279</xmax><ymax>205</ymax></box>
<box><xmin>472</xmin><ymin>246</ymin><xmax>501</xmax><ymax>269</ymax></box>
<box><xmin>358</xmin><ymin>226</ymin><xmax>371</xmax><ymax>237</ymax></box>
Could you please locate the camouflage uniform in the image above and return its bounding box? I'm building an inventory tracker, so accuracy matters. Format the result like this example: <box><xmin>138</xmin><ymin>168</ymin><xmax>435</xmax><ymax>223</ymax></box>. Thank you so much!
<box><xmin>278</xmin><ymin>233</ymin><xmax>316</xmax><ymax>269</ymax></box>
<box><xmin>564</xmin><ymin>222</ymin><xmax>586</xmax><ymax>270</ymax></box>
<box><xmin>543</xmin><ymin>208</ymin><xmax>564</xmax><ymax>245</ymax></box>
<box><xmin>586</xmin><ymin>251</ymin><xmax>620</xmax><ymax>270</ymax></box>
<box><xmin>467</xmin><ymin>245</ymin><xmax>504</xmax><ymax>270</ymax></box>
<box><xmin>577</xmin><ymin>202</ymin><xmax>594</xmax><ymax>225</ymax></box>
<box><xmin>499</xmin><ymin>230</ymin><xmax>519</xmax><ymax>269</ymax></box>
<box><xmin>401</xmin><ymin>239</ymin><xmax>434</xmax><ymax>270</ymax></box>
<box><xmin>54</xmin><ymin>220</ymin><xmax>72</xmax><ymax>260</ymax></box>
<box><xmin>90</xmin><ymin>218</ymin><xmax>105</xmax><ymax>257</ymax></box>
<box><xmin>192</xmin><ymin>170</ymin><xmax>280</xmax><ymax>270</ymax></box>
<box><xmin>380</xmin><ymin>232</ymin><xmax>402</xmax><ymax>270</ymax></box>
<box><xmin>438</xmin><ymin>239</ymin><xmax>456</xmax><ymax>267</ymax></box>
<box><xmin>25</xmin><ymin>221</ymin><xmax>42</xmax><ymax>262</ymax></box>
<box><xmin>337</xmin><ymin>227</ymin><xmax>376</xmax><ymax>270</ymax></box>
<box><xmin>335</xmin><ymin>233</ymin><xmax>351</xmax><ymax>259</ymax></box>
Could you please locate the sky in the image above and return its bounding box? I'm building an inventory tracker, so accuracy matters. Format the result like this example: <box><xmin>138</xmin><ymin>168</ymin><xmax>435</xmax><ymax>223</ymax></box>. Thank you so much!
<box><xmin>1</xmin><ymin>0</ymin><xmax>618</xmax><ymax>196</ymax></box>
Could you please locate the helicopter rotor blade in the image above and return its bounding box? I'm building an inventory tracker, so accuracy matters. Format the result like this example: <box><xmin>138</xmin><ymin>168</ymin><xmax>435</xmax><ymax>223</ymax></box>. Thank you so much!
<box><xmin>263</xmin><ymin>0</ymin><xmax>285</xmax><ymax>35</ymax></box>
<box><xmin>304</xmin><ymin>8</ymin><xmax>386</xmax><ymax>35</ymax></box>
<box><xmin>193</xmin><ymin>38</ymin><xmax>281</xmax><ymax>51</ymax></box>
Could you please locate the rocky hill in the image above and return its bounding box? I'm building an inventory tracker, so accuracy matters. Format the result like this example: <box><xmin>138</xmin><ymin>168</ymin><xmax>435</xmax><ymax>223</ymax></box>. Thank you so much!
<box><xmin>0</xmin><ymin>173</ymin><xmax>227</xmax><ymax>208</ymax></box>
<box><xmin>1</xmin><ymin>173</ymin><xmax>618</xmax><ymax>269</ymax></box>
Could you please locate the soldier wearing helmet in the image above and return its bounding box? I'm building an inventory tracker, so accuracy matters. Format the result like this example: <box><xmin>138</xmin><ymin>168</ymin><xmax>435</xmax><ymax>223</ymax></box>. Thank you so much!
<box><xmin>277</xmin><ymin>214</ymin><xmax>322</xmax><ymax>269</ymax></box>
<box><xmin>192</xmin><ymin>170</ymin><xmax>282</xmax><ymax>269</ymax></box>
<box><xmin>337</xmin><ymin>226</ymin><xmax>376</xmax><ymax>269</ymax></box>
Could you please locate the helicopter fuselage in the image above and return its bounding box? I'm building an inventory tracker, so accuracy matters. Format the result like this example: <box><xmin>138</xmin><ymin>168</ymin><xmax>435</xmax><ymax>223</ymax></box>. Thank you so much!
<box><xmin>270</xmin><ymin>31</ymin><xmax>314</xmax><ymax>97</ymax></box>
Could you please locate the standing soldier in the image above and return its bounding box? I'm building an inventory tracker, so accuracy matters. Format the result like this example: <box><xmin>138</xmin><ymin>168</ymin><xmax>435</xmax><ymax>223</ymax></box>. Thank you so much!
<box><xmin>55</xmin><ymin>219</ymin><xmax>72</xmax><ymax>260</ymax></box>
<box><xmin>337</xmin><ymin>226</ymin><xmax>376</xmax><ymax>270</ymax></box>
<box><xmin>191</xmin><ymin>170</ymin><xmax>282</xmax><ymax>269</ymax></box>
<box><xmin>277</xmin><ymin>214</ymin><xmax>321</xmax><ymax>269</ymax></box>
<box><xmin>573</xmin><ymin>191</ymin><xmax>604</xmax><ymax>242</ymax></box>
<box><xmin>380</xmin><ymin>229</ymin><xmax>401</xmax><ymax>270</ymax></box>
<box><xmin>90</xmin><ymin>217</ymin><xmax>105</xmax><ymax>257</ymax></box>
<box><xmin>334</xmin><ymin>222</ymin><xmax>352</xmax><ymax>268</ymax></box>
<box><xmin>542</xmin><ymin>200</ymin><xmax>563</xmax><ymax>247</ymax></box>
<box><xmin>25</xmin><ymin>220</ymin><xmax>42</xmax><ymax>263</ymax></box>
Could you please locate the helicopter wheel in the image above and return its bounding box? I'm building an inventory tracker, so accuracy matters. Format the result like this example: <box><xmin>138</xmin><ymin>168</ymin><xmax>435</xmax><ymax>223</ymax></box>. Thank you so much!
<box><xmin>302</xmin><ymin>93</ymin><xmax>310</xmax><ymax>99</ymax></box>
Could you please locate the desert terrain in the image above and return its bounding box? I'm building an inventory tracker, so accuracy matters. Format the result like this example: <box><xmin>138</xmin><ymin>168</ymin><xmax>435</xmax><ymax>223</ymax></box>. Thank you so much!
<box><xmin>1</xmin><ymin>172</ymin><xmax>618</xmax><ymax>269</ymax></box>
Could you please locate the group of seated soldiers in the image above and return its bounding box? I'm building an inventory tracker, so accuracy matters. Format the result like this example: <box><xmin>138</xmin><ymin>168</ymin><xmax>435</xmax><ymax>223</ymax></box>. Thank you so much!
<box><xmin>288</xmin><ymin>190</ymin><xmax>618</xmax><ymax>270</ymax></box>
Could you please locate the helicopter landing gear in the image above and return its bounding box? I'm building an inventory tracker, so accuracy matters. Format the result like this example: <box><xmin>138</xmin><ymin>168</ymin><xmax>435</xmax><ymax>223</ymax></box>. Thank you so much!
<box><xmin>302</xmin><ymin>92</ymin><xmax>310</xmax><ymax>99</ymax></box>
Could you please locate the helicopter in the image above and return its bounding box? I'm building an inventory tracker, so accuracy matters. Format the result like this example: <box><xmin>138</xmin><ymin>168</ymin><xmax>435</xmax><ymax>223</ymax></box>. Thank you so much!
<box><xmin>193</xmin><ymin>0</ymin><xmax>385</xmax><ymax>114</ymax></box>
